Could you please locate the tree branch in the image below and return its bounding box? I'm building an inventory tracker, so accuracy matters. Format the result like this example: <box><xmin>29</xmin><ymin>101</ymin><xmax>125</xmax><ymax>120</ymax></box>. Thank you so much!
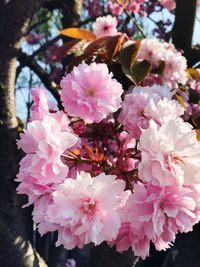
<box><xmin>18</xmin><ymin>50</ymin><xmax>61</xmax><ymax>105</ymax></box>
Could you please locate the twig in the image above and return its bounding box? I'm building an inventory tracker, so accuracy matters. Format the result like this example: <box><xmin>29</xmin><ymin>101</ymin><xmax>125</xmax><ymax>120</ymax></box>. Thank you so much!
<box><xmin>17</xmin><ymin>50</ymin><xmax>61</xmax><ymax>105</ymax></box>
<box><xmin>24</xmin><ymin>15</ymin><xmax>52</xmax><ymax>36</ymax></box>
<box><xmin>132</xmin><ymin>256</ymin><xmax>141</xmax><ymax>267</ymax></box>
<box><xmin>114</xmin><ymin>0</ymin><xmax>145</xmax><ymax>38</ymax></box>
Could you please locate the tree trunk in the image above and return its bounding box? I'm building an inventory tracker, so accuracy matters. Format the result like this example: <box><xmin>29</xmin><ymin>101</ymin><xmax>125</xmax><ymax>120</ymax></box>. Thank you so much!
<box><xmin>0</xmin><ymin>1</ymin><xmax>47</xmax><ymax>266</ymax></box>
<box><xmin>172</xmin><ymin>0</ymin><xmax>200</xmax><ymax>66</ymax></box>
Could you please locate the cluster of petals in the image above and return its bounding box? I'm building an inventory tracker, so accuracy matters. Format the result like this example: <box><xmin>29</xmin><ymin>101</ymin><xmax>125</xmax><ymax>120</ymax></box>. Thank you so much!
<box><xmin>137</xmin><ymin>39</ymin><xmax>188</xmax><ymax>85</ymax></box>
<box><xmin>111</xmin><ymin>182</ymin><xmax>200</xmax><ymax>258</ymax></box>
<box><xmin>60</xmin><ymin>62</ymin><xmax>123</xmax><ymax>123</ymax></box>
<box><xmin>119</xmin><ymin>85</ymin><xmax>183</xmax><ymax>138</ymax></box>
<box><xmin>15</xmin><ymin>58</ymin><xmax>200</xmax><ymax>260</ymax></box>
<box><xmin>37</xmin><ymin>172</ymin><xmax>130</xmax><ymax>249</ymax></box>
<box><xmin>138</xmin><ymin>119</ymin><xmax>200</xmax><ymax>187</ymax></box>
<box><xmin>92</xmin><ymin>15</ymin><xmax>118</xmax><ymax>38</ymax></box>
<box><xmin>16</xmin><ymin>94</ymin><xmax>78</xmax><ymax>204</ymax></box>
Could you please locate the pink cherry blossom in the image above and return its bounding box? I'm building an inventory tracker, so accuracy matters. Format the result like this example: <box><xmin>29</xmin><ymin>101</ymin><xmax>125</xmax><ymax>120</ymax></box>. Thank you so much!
<box><xmin>139</xmin><ymin>119</ymin><xmax>200</xmax><ymax>186</ymax></box>
<box><xmin>92</xmin><ymin>15</ymin><xmax>118</xmax><ymax>38</ymax></box>
<box><xmin>137</xmin><ymin>39</ymin><xmax>188</xmax><ymax>85</ymax></box>
<box><xmin>31</xmin><ymin>86</ymin><xmax>49</xmax><ymax>121</ymax></box>
<box><xmin>60</xmin><ymin>62</ymin><xmax>123</xmax><ymax>123</ymax></box>
<box><xmin>32</xmin><ymin>194</ymin><xmax>58</xmax><ymax>235</ymax></box>
<box><xmin>127</xmin><ymin>2</ymin><xmax>140</xmax><ymax>13</ymax></box>
<box><xmin>109</xmin><ymin>222</ymin><xmax>150</xmax><ymax>259</ymax></box>
<box><xmin>160</xmin><ymin>0</ymin><xmax>176</xmax><ymax>10</ymax></box>
<box><xmin>45</xmin><ymin>171</ymin><xmax>129</xmax><ymax>248</ymax></box>
<box><xmin>108</xmin><ymin>1</ymin><xmax>123</xmax><ymax>16</ymax></box>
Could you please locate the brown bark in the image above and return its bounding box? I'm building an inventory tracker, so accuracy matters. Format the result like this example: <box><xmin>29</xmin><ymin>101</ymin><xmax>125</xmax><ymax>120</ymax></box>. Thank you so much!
<box><xmin>0</xmin><ymin>1</ymin><xmax>47</xmax><ymax>266</ymax></box>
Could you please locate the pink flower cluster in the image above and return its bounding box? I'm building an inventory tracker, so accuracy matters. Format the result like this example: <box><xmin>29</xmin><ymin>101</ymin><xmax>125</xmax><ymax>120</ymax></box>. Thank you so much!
<box><xmin>119</xmin><ymin>84</ymin><xmax>183</xmax><ymax>138</ymax></box>
<box><xmin>16</xmin><ymin>59</ymin><xmax>200</xmax><ymax>259</ymax></box>
<box><xmin>16</xmin><ymin>87</ymin><xmax>78</xmax><ymax>205</ymax></box>
<box><xmin>137</xmin><ymin>39</ymin><xmax>188</xmax><ymax>86</ymax></box>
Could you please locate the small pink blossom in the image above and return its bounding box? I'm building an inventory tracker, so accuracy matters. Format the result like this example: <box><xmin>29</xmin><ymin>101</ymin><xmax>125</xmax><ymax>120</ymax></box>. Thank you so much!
<box><xmin>139</xmin><ymin>119</ymin><xmax>200</xmax><ymax>186</ymax></box>
<box><xmin>108</xmin><ymin>1</ymin><xmax>123</xmax><ymax>16</ymax></box>
<box><xmin>109</xmin><ymin>222</ymin><xmax>150</xmax><ymax>259</ymax></box>
<box><xmin>92</xmin><ymin>15</ymin><xmax>118</xmax><ymax>38</ymax></box>
<box><xmin>30</xmin><ymin>86</ymin><xmax>54</xmax><ymax>121</ymax></box>
<box><xmin>60</xmin><ymin>62</ymin><xmax>123</xmax><ymax>123</ymax></box>
<box><xmin>160</xmin><ymin>0</ymin><xmax>176</xmax><ymax>10</ymax></box>
<box><xmin>127</xmin><ymin>2</ymin><xmax>140</xmax><ymax>13</ymax></box>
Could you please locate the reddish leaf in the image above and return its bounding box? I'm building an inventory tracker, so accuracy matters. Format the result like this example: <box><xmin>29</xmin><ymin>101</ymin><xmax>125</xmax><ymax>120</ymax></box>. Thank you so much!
<box><xmin>106</xmin><ymin>34</ymin><xmax>128</xmax><ymax>59</ymax></box>
<box><xmin>51</xmin><ymin>40</ymin><xmax>83</xmax><ymax>61</ymax></box>
<box><xmin>83</xmin><ymin>34</ymin><xmax>127</xmax><ymax>61</ymax></box>
<box><xmin>82</xmin><ymin>144</ymin><xmax>95</xmax><ymax>160</ymax></box>
<box><xmin>60</xmin><ymin>28</ymin><xmax>96</xmax><ymax>41</ymax></box>
<box><xmin>130</xmin><ymin>60</ymin><xmax>151</xmax><ymax>85</ymax></box>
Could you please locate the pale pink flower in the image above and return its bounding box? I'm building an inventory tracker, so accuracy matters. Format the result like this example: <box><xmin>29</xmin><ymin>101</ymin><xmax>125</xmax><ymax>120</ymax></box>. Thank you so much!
<box><xmin>127</xmin><ymin>2</ymin><xmax>140</xmax><ymax>13</ymax></box>
<box><xmin>137</xmin><ymin>39</ymin><xmax>188</xmax><ymax>85</ymax></box>
<box><xmin>32</xmin><ymin>194</ymin><xmax>58</xmax><ymax>235</ymax></box>
<box><xmin>46</xmin><ymin>171</ymin><xmax>128</xmax><ymax>248</ymax></box>
<box><xmin>139</xmin><ymin>119</ymin><xmax>200</xmax><ymax>186</ymax></box>
<box><xmin>119</xmin><ymin>90</ymin><xmax>151</xmax><ymax>138</ymax></box>
<box><xmin>125</xmin><ymin>182</ymin><xmax>200</xmax><ymax>256</ymax></box>
<box><xmin>30</xmin><ymin>86</ymin><xmax>70</xmax><ymax>129</ymax></box>
<box><xmin>31</xmin><ymin>86</ymin><xmax>49</xmax><ymax>121</ymax></box>
<box><xmin>17</xmin><ymin>116</ymin><xmax>77</xmax><ymax>160</ymax></box>
<box><xmin>60</xmin><ymin>62</ymin><xmax>123</xmax><ymax>123</ymax></box>
<box><xmin>160</xmin><ymin>0</ymin><xmax>176</xmax><ymax>10</ymax></box>
<box><xmin>92</xmin><ymin>15</ymin><xmax>118</xmax><ymax>38</ymax></box>
<box><xmin>161</xmin><ymin>49</ymin><xmax>188</xmax><ymax>85</ymax></box>
<box><xmin>133</xmin><ymin>84</ymin><xmax>174</xmax><ymax>99</ymax></box>
<box><xmin>144</xmin><ymin>97</ymin><xmax>184</xmax><ymax>126</ymax></box>
<box><xmin>109</xmin><ymin>222</ymin><xmax>150</xmax><ymax>259</ymax></box>
<box><xmin>137</xmin><ymin>39</ymin><xmax>164</xmax><ymax>69</ymax></box>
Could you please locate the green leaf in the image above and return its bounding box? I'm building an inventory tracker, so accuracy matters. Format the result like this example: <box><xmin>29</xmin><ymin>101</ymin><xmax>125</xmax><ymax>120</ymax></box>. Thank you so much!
<box><xmin>119</xmin><ymin>40</ymin><xmax>141</xmax><ymax>69</ymax></box>
<box><xmin>130</xmin><ymin>60</ymin><xmax>151</xmax><ymax>85</ymax></box>
<box><xmin>152</xmin><ymin>60</ymin><xmax>165</xmax><ymax>75</ymax></box>
<box><xmin>121</xmin><ymin>65</ymin><xmax>137</xmax><ymax>84</ymax></box>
